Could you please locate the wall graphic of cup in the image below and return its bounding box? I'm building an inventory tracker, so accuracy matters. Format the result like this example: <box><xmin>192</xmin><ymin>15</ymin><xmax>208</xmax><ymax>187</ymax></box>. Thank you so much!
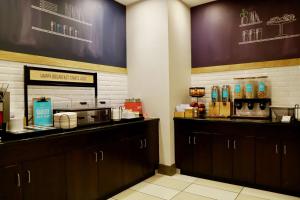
<box><xmin>256</xmin><ymin>28</ymin><xmax>262</xmax><ymax>41</ymax></box>
<box><xmin>242</xmin><ymin>30</ymin><xmax>249</xmax><ymax>42</ymax></box>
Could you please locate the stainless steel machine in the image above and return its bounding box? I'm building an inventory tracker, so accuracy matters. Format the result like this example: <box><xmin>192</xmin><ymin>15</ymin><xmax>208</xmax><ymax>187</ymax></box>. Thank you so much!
<box><xmin>54</xmin><ymin>107</ymin><xmax>111</xmax><ymax>126</ymax></box>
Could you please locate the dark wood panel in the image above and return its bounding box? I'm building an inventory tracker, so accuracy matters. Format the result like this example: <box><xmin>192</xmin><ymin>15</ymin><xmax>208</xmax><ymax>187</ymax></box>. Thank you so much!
<box><xmin>66</xmin><ymin>148</ymin><xmax>98</xmax><ymax>200</ymax></box>
<box><xmin>22</xmin><ymin>155</ymin><xmax>66</xmax><ymax>200</ymax></box>
<box><xmin>0</xmin><ymin>164</ymin><xmax>22</xmax><ymax>200</ymax></box>
<box><xmin>212</xmin><ymin>135</ymin><xmax>233</xmax><ymax>179</ymax></box>
<box><xmin>144</xmin><ymin>120</ymin><xmax>159</xmax><ymax>171</ymax></box>
<box><xmin>282</xmin><ymin>138</ymin><xmax>300</xmax><ymax>192</ymax></box>
<box><xmin>256</xmin><ymin>137</ymin><xmax>281</xmax><ymax>188</ymax></box>
<box><xmin>98</xmin><ymin>138</ymin><xmax>124</xmax><ymax>199</ymax></box>
<box><xmin>176</xmin><ymin>133</ymin><xmax>194</xmax><ymax>174</ymax></box>
<box><xmin>123</xmin><ymin>134</ymin><xmax>145</xmax><ymax>186</ymax></box>
<box><xmin>193</xmin><ymin>133</ymin><xmax>212</xmax><ymax>176</ymax></box>
<box><xmin>233</xmin><ymin>136</ymin><xmax>255</xmax><ymax>183</ymax></box>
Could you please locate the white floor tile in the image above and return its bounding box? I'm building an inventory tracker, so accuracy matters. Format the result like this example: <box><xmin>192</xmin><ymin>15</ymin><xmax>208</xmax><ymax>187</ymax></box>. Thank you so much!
<box><xmin>171</xmin><ymin>192</ymin><xmax>215</xmax><ymax>200</ymax></box>
<box><xmin>130</xmin><ymin>182</ymin><xmax>180</xmax><ymax>200</ymax></box>
<box><xmin>236</xmin><ymin>194</ymin><xmax>268</xmax><ymax>200</ymax></box>
<box><xmin>184</xmin><ymin>184</ymin><xmax>238</xmax><ymax>200</ymax></box>
<box><xmin>194</xmin><ymin>178</ymin><xmax>243</xmax><ymax>193</ymax></box>
<box><xmin>145</xmin><ymin>174</ymin><xmax>191</xmax><ymax>190</ymax></box>
<box><xmin>241</xmin><ymin>187</ymin><xmax>300</xmax><ymax>200</ymax></box>
<box><xmin>113</xmin><ymin>189</ymin><xmax>163</xmax><ymax>200</ymax></box>
<box><xmin>170</xmin><ymin>174</ymin><xmax>198</xmax><ymax>183</ymax></box>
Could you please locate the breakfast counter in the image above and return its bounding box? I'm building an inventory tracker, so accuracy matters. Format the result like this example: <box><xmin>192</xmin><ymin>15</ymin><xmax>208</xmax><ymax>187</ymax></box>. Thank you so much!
<box><xmin>0</xmin><ymin>118</ymin><xmax>159</xmax><ymax>200</ymax></box>
<box><xmin>174</xmin><ymin>117</ymin><xmax>300</xmax><ymax>196</ymax></box>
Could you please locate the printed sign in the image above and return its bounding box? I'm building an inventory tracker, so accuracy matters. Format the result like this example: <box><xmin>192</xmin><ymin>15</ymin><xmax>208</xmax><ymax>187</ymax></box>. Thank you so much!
<box><xmin>33</xmin><ymin>98</ymin><xmax>53</xmax><ymax>126</ymax></box>
<box><xmin>30</xmin><ymin>70</ymin><xmax>94</xmax><ymax>84</ymax></box>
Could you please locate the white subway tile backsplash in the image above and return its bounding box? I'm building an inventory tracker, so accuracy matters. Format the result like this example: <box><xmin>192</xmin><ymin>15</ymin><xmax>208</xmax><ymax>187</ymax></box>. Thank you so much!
<box><xmin>0</xmin><ymin>60</ymin><xmax>128</xmax><ymax>117</ymax></box>
<box><xmin>191</xmin><ymin>65</ymin><xmax>300</xmax><ymax>107</ymax></box>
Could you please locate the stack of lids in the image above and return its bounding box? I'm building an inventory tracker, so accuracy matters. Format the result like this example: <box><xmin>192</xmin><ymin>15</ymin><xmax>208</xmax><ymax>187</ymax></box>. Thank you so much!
<box><xmin>54</xmin><ymin>112</ymin><xmax>77</xmax><ymax>129</ymax></box>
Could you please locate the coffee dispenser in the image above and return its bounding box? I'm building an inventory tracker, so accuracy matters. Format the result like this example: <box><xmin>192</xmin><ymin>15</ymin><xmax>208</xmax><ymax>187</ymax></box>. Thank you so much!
<box><xmin>208</xmin><ymin>86</ymin><xmax>221</xmax><ymax>116</ymax></box>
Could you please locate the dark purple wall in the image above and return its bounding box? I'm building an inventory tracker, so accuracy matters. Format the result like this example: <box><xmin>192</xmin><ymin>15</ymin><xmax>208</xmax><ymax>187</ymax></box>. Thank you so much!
<box><xmin>191</xmin><ymin>0</ymin><xmax>300</xmax><ymax>68</ymax></box>
<box><xmin>0</xmin><ymin>0</ymin><xmax>126</xmax><ymax>68</ymax></box>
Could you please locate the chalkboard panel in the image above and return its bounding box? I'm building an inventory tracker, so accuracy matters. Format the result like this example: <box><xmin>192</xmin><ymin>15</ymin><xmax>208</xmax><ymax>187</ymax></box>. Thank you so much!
<box><xmin>0</xmin><ymin>0</ymin><xmax>126</xmax><ymax>68</ymax></box>
<box><xmin>191</xmin><ymin>0</ymin><xmax>300</xmax><ymax>68</ymax></box>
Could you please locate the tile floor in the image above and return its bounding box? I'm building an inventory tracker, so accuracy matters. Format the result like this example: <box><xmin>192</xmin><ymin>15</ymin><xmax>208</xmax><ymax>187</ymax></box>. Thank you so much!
<box><xmin>108</xmin><ymin>173</ymin><xmax>300</xmax><ymax>200</ymax></box>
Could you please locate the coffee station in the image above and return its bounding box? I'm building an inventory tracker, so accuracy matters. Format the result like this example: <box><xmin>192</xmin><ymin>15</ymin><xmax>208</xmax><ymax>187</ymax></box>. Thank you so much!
<box><xmin>0</xmin><ymin>66</ymin><xmax>144</xmax><ymax>141</ymax></box>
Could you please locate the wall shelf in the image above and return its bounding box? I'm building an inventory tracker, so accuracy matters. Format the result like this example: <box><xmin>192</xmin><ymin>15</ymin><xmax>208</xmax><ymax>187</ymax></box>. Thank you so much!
<box><xmin>32</xmin><ymin>26</ymin><xmax>92</xmax><ymax>44</ymax></box>
<box><xmin>239</xmin><ymin>34</ymin><xmax>300</xmax><ymax>45</ymax></box>
<box><xmin>239</xmin><ymin>21</ymin><xmax>263</xmax><ymax>28</ymax></box>
<box><xmin>31</xmin><ymin>5</ymin><xmax>93</xmax><ymax>27</ymax></box>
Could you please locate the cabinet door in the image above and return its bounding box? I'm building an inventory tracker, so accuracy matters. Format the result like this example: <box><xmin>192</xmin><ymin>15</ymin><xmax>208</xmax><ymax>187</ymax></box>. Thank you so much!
<box><xmin>193</xmin><ymin>132</ymin><xmax>212</xmax><ymax>177</ymax></box>
<box><xmin>175</xmin><ymin>132</ymin><xmax>194</xmax><ymax>174</ymax></box>
<box><xmin>143</xmin><ymin>120</ymin><xmax>159</xmax><ymax>176</ymax></box>
<box><xmin>281</xmin><ymin>138</ymin><xmax>300</xmax><ymax>192</ymax></box>
<box><xmin>98</xmin><ymin>137</ymin><xmax>124</xmax><ymax>199</ymax></box>
<box><xmin>233</xmin><ymin>136</ymin><xmax>255</xmax><ymax>183</ymax></box>
<box><xmin>66</xmin><ymin>148</ymin><xmax>99</xmax><ymax>200</ymax></box>
<box><xmin>212</xmin><ymin>134</ymin><xmax>233</xmax><ymax>179</ymax></box>
<box><xmin>256</xmin><ymin>137</ymin><xmax>281</xmax><ymax>188</ymax></box>
<box><xmin>0</xmin><ymin>164</ymin><xmax>22</xmax><ymax>200</ymax></box>
<box><xmin>123</xmin><ymin>134</ymin><xmax>145</xmax><ymax>186</ymax></box>
<box><xmin>22</xmin><ymin>155</ymin><xmax>66</xmax><ymax>200</ymax></box>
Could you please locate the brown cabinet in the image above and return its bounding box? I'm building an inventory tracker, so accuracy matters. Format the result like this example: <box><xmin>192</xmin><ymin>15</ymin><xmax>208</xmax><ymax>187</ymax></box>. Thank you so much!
<box><xmin>0</xmin><ymin>155</ymin><xmax>66</xmax><ymax>200</ymax></box>
<box><xmin>281</xmin><ymin>138</ymin><xmax>300</xmax><ymax>193</ymax></box>
<box><xmin>98</xmin><ymin>136</ymin><xmax>124</xmax><ymax>199</ymax></box>
<box><xmin>0</xmin><ymin>164</ymin><xmax>22</xmax><ymax>200</ymax></box>
<box><xmin>193</xmin><ymin>132</ymin><xmax>212</xmax><ymax>177</ymax></box>
<box><xmin>212</xmin><ymin>134</ymin><xmax>255</xmax><ymax>182</ymax></box>
<box><xmin>233</xmin><ymin>136</ymin><xmax>255</xmax><ymax>183</ymax></box>
<box><xmin>175</xmin><ymin>131</ymin><xmax>194</xmax><ymax>174</ymax></box>
<box><xmin>175</xmin><ymin>129</ymin><xmax>212</xmax><ymax>176</ymax></box>
<box><xmin>66</xmin><ymin>147</ymin><xmax>99</xmax><ymax>200</ymax></box>
<box><xmin>212</xmin><ymin>134</ymin><xmax>233</xmax><ymax>179</ymax></box>
<box><xmin>0</xmin><ymin>119</ymin><xmax>159</xmax><ymax>200</ymax></box>
<box><xmin>22</xmin><ymin>155</ymin><xmax>66</xmax><ymax>200</ymax></box>
<box><xmin>256</xmin><ymin>137</ymin><xmax>281</xmax><ymax>188</ymax></box>
<box><xmin>174</xmin><ymin>118</ymin><xmax>300</xmax><ymax>196</ymax></box>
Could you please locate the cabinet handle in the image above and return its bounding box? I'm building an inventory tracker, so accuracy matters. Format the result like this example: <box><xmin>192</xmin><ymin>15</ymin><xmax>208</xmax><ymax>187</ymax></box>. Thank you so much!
<box><xmin>27</xmin><ymin>170</ymin><xmax>31</xmax><ymax>184</ymax></box>
<box><xmin>94</xmin><ymin>152</ymin><xmax>98</xmax><ymax>163</ymax></box>
<box><xmin>140</xmin><ymin>140</ymin><xmax>143</xmax><ymax>149</ymax></box>
<box><xmin>275</xmin><ymin>144</ymin><xmax>278</xmax><ymax>154</ymax></box>
<box><xmin>144</xmin><ymin>139</ymin><xmax>147</xmax><ymax>148</ymax></box>
<box><xmin>227</xmin><ymin>139</ymin><xmax>230</xmax><ymax>149</ymax></box>
<box><xmin>233</xmin><ymin>140</ymin><xmax>236</xmax><ymax>150</ymax></box>
<box><xmin>100</xmin><ymin>151</ymin><xmax>104</xmax><ymax>161</ymax></box>
<box><xmin>17</xmin><ymin>173</ymin><xmax>21</xmax><ymax>187</ymax></box>
<box><xmin>284</xmin><ymin>145</ymin><xmax>287</xmax><ymax>155</ymax></box>
<box><xmin>188</xmin><ymin>136</ymin><xmax>191</xmax><ymax>145</ymax></box>
<box><xmin>193</xmin><ymin>136</ymin><xmax>196</xmax><ymax>145</ymax></box>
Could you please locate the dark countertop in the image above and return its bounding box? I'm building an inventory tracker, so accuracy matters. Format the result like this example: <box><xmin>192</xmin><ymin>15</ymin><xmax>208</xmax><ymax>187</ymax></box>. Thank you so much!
<box><xmin>0</xmin><ymin>118</ymin><xmax>159</xmax><ymax>146</ymax></box>
<box><xmin>174</xmin><ymin>117</ymin><xmax>299</xmax><ymax>127</ymax></box>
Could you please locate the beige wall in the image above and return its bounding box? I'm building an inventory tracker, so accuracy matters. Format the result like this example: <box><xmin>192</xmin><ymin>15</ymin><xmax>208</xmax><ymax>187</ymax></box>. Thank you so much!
<box><xmin>127</xmin><ymin>0</ymin><xmax>191</xmax><ymax>166</ymax></box>
<box><xmin>168</xmin><ymin>0</ymin><xmax>191</xmax><ymax>165</ymax></box>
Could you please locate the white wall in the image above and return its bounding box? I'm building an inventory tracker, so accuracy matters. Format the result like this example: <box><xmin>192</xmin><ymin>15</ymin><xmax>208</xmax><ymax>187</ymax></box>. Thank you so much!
<box><xmin>192</xmin><ymin>65</ymin><xmax>300</xmax><ymax>108</ymax></box>
<box><xmin>127</xmin><ymin>0</ymin><xmax>191</xmax><ymax>166</ymax></box>
<box><xmin>127</xmin><ymin>0</ymin><xmax>171</xmax><ymax>165</ymax></box>
<box><xmin>168</xmin><ymin>0</ymin><xmax>191</xmax><ymax>165</ymax></box>
<box><xmin>0</xmin><ymin>60</ymin><xmax>128</xmax><ymax>120</ymax></box>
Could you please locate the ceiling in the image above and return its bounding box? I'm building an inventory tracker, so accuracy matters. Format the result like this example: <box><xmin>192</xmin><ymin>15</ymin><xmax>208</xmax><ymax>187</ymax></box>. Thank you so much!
<box><xmin>115</xmin><ymin>0</ymin><xmax>216</xmax><ymax>7</ymax></box>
